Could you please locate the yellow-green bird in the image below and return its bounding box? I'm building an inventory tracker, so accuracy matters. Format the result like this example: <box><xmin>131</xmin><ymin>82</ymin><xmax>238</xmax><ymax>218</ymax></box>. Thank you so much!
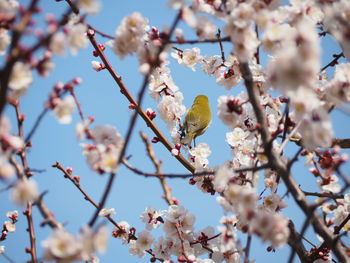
<box><xmin>180</xmin><ymin>95</ymin><xmax>212</xmax><ymax>147</ymax></box>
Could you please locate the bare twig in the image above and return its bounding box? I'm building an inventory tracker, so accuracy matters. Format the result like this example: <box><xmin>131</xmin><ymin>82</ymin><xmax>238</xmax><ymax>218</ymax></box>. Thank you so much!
<box><xmin>88</xmin><ymin>172</ymin><xmax>116</xmax><ymax>227</ymax></box>
<box><xmin>168</xmin><ymin>36</ymin><xmax>230</xmax><ymax>44</ymax></box>
<box><xmin>216</xmin><ymin>29</ymin><xmax>226</xmax><ymax>64</ymax></box>
<box><xmin>139</xmin><ymin>131</ymin><xmax>175</xmax><ymax>205</ymax></box>
<box><xmin>244</xmin><ymin>235</ymin><xmax>252</xmax><ymax>263</ymax></box>
<box><xmin>25</xmin><ymin>108</ymin><xmax>48</xmax><ymax>143</ymax></box>
<box><xmin>320</xmin><ymin>52</ymin><xmax>344</xmax><ymax>72</ymax></box>
<box><xmin>24</xmin><ymin>202</ymin><xmax>38</xmax><ymax>263</ymax></box>
<box><xmin>303</xmin><ymin>191</ymin><xmax>344</xmax><ymax>200</ymax></box>
<box><xmin>51</xmin><ymin>161</ymin><xmax>125</xmax><ymax>232</ymax></box>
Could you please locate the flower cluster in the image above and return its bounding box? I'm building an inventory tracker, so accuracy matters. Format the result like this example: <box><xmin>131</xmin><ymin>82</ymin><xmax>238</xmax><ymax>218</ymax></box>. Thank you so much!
<box><xmin>42</xmin><ymin>226</ymin><xmax>108</xmax><ymax>262</ymax></box>
<box><xmin>80</xmin><ymin>125</ymin><xmax>124</xmax><ymax>174</ymax></box>
<box><xmin>0</xmin><ymin>211</ymin><xmax>18</xmax><ymax>243</ymax></box>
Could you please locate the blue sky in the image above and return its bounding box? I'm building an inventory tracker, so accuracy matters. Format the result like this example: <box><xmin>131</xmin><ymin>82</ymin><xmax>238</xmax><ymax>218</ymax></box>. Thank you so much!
<box><xmin>1</xmin><ymin>1</ymin><xmax>350</xmax><ymax>263</ymax></box>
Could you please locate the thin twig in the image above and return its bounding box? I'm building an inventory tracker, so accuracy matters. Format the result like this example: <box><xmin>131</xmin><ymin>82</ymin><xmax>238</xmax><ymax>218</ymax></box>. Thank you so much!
<box><xmin>244</xmin><ymin>235</ymin><xmax>252</xmax><ymax>263</ymax></box>
<box><xmin>24</xmin><ymin>202</ymin><xmax>38</xmax><ymax>263</ymax></box>
<box><xmin>52</xmin><ymin>161</ymin><xmax>125</xmax><ymax>232</ymax></box>
<box><xmin>139</xmin><ymin>131</ymin><xmax>175</xmax><ymax>205</ymax></box>
<box><xmin>168</xmin><ymin>36</ymin><xmax>230</xmax><ymax>44</ymax></box>
<box><xmin>216</xmin><ymin>29</ymin><xmax>225</xmax><ymax>64</ymax></box>
<box><xmin>88</xmin><ymin>172</ymin><xmax>116</xmax><ymax>227</ymax></box>
<box><xmin>25</xmin><ymin>108</ymin><xmax>48</xmax><ymax>143</ymax></box>
<box><xmin>320</xmin><ymin>52</ymin><xmax>344</xmax><ymax>72</ymax></box>
<box><xmin>303</xmin><ymin>191</ymin><xmax>344</xmax><ymax>200</ymax></box>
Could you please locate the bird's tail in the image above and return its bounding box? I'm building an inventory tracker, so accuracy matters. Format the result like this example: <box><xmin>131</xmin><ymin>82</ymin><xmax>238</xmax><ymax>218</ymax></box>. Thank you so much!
<box><xmin>180</xmin><ymin>133</ymin><xmax>194</xmax><ymax>147</ymax></box>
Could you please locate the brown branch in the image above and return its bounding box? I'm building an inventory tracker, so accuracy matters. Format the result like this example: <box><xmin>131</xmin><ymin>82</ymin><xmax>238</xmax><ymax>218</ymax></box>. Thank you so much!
<box><xmin>240</xmin><ymin>61</ymin><xmax>348</xmax><ymax>262</ymax></box>
<box><xmin>332</xmin><ymin>138</ymin><xmax>350</xmax><ymax>149</ymax></box>
<box><xmin>51</xmin><ymin>161</ymin><xmax>126</xmax><ymax>232</ymax></box>
<box><xmin>87</xmin><ymin>24</ymin><xmax>114</xmax><ymax>39</ymax></box>
<box><xmin>175</xmin><ymin>223</ymin><xmax>189</xmax><ymax>261</ymax></box>
<box><xmin>320</xmin><ymin>52</ymin><xmax>344</xmax><ymax>72</ymax></box>
<box><xmin>254</xmin><ymin>24</ymin><xmax>260</xmax><ymax>65</ymax></box>
<box><xmin>244</xmin><ymin>234</ymin><xmax>252</xmax><ymax>263</ymax></box>
<box><xmin>303</xmin><ymin>191</ymin><xmax>344</xmax><ymax>200</ymax></box>
<box><xmin>34</xmin><ymin>197</ymin><xmax>62</xmax><ymax>229</ymax></box>
<box><xmin>168</xmin><ymin>36</ymin><xmax>230</xmax><ymax>44</ymax></box>
<box><xmin>52</xmin><ymin>162</ymin><xmax>100</xmax><ymax>209</ymax></box>
<box><xmin>64</xmin><ymin>0</ymin><xmax>79</xmax><ymax>15</ymax></box>
<box><xmin>88</xmin><ymin>172</ymin><xmax>116</xmax><ymax>227</ymax></box>
<box><xmin>216</xmin><ymin>29</ymin><xmax>225</xmax><ymax>64</ymax></box>
<box><xmin>287</xmin><ymin>220</ymin><xmax>312</xmax><ymax>263</ymax></box>
<box><xmin>334</xmin><ymin>213</ymin><xmax>350</xmax><ymax>235</ymax></box>
<box><xmin>69</xmin><ymin>87</ymin><xmax>85</xmax><ymax>121</ymax></box>
<box><xmin>123</xmin><ymin>161</ymin><xmax>269</xmax><ymax>179</ymax></box>
<box><xmin>139</xmin><ymin>131</ymin><xmax>175</xmax><ymax>205</ymax></box>
<box><xmin>24</xmin><ymin>202</ymin><xmax>38</xmax><ymax>263</ymax></box>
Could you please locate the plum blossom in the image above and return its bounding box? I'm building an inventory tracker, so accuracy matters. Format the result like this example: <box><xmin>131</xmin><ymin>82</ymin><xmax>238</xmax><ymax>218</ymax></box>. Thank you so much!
<box><xmin>226</xmin><ymin>127</ymin><xmax>250</xmax><ymax>148</ymax></box>
<box><xmin>199</xmin><ymin>55</ymin><xmax>222</xmax><ymax>75</ymax></box>
<box><xmin>8</xmin><ymin>62</ymin><xmax>33</xmax><ymax>97</ymax></box>
<box><xmin>42</xmin><ymin>229</ymin><xmax>81</xmax><ymax>261</ymax></box>
<box><xmin>11</xmin><ymin>177</ymin><xmax>39</xmax><ymax>206</ymax></box>
<box><xmin>135</xmin><ymin>230</ymin><xmax>154</xmax><ymax>250</ymax></box>
<box><xmin>172</xmin><ymin>47</ymin><xmax>202</xmax><ymax>71</ymax></box>
<box><xmin>77</xmin><ymin>0</ymin><xmax>100</xmax><ymax>15</ymax></box>
<box><xmin>53</xmin><ymin>95</ymin><xmax>76</xmax><ymax>124</ymax></box>
<box><xmin>98</xmin><ymin>207</ymin><xmax>116</xmax><ymax>217</ymax></box>
<box><xmin>250</xmin><ymin>208</ymin><xmax>290</xmax><ymax>248</ymax></box>
<box><xmin>0</xmin><ymin>29</ymin><xmax>10</xmax><ymax>55</ymax></box>
<box><xmin>50</xmin><ymin>32</ymin><xmax>66</xmax><ymax>55</ymax></box>
<box><xmin>140</xmin><ymin>206</ymin><xmax>165</xmax><ymax>230</ymax></box>
<box><xmin>66</xmin><ymin>23</ymin><xmax>89</xmax><ymax>55</ymax></box>
<box><xmin>148</xmin><ymin>64</ymin><xmax>179</xmax><ymax>101</ymax></box>
<box><xmin>110</xmin><ymin>12</ymin><xmax>149</xmax><ymax>59</ymax></box>
<box><xmin>157</xmin><ymin>92</ymin><xmax>186</xmax><ymax>129</ymax></box>
<box><xmin>215</xmin><ymin>56</ymin><xmax>241</xmax><ymax>90</ymax></box>
<box><xmin>0</xmin><ymin>0</ymin><xmax>19</xmax><ymax>20</ymax></box>
<box><xmin>153</xmin><ymin>236</ymin><xmax>173</xmax><ymax>260</ymax></box>
<box><xmin>188</xmin><ymin>143</ymin><xmax>211</xmax><ymax>169</ymax></box>
<box><xmin>163</xmin><ymin>205</ymin><xmax>195</xmax><ymax>237</ymax></box>
<box><xmin>81</xmin><ymin>125</ymin><xmax>124</xmax><ymax>174</ymax></box>
<box><xmin>112</xmin><ymin>221</ymin><xmax>130</xmax><ymax>243</ymax></box>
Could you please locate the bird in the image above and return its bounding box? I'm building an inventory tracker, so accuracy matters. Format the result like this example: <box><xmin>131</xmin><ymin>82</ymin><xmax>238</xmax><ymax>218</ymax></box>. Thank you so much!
<box><xmin>180</xmin><ymin>95</ymin><xmax>212</xmax><ymax>148</ymax></box>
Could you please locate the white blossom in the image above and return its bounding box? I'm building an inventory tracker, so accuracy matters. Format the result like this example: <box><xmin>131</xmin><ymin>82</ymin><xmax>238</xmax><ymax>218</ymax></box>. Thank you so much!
<box><xmin>172</xmin><ymin>48</ymin><xmax>202</xmax><ymax>71</ymax></box>
<box><xmin>42</xmin><ymin>229</ymin><xmax>81</xmax><ymax>261</ymax></box>
<box><xmin>98</xmin><ymin>207</ymin><xmax>116</xmax><ymax>217</ymax></box>
<box><xmin>77</xmin><ymin>0</ymin><xmax>100</xmax><ymax>15</ymax></box>
<box><xmin>50</xmin><ymin>32</ymin><xmax>67</xmax><ymax>55</ymax></box>
<box><xmin>0</xmin><ymin>0</ymin><xmax>19</xmax><ymax>20</ymax></box>
<box><xmin>0</xmin><ymin>29</ymin><xmax>10</xmax><ymax>55</ymax></box>
<box><xmin>8</xmin><ymin>62</ymin><xmax>32</xmax><ymax>97</ymax></box>
<box><xmin>140</xmin><ymin>206</ymin><xmax>164</xmax><ymax>230</ymax></box>
<box><xmin>110</xmin><ymin>12</ymin><xmax>149</xmax><ymax>59</ymax></box>
<box><xmin>66</xmin><ymin>23</ymin><xmax>89</xmax><ymax>55</ymax></box>
<box><xmin>135</xmin><ymin>230</ymin><xmax>154</xmax><ymax>250</ymax></box>
<box><xmin>157</xmin><ymin>92</ymin><xmax>186</xmax><ymax>129</ymax></box>
<box><xmin>53</xmin><ymin>95</ymin><xmax>76</xmax><ymax>124</ymax></box>
<box><xmin>188</xmin><ymin>143</ymin><xmax>211</xmax><ymax>169</ymax></box>
<box><xmin>11</xmin><ymin>177</ymin><xmax>39</xmax><ymax>206</ymax></box>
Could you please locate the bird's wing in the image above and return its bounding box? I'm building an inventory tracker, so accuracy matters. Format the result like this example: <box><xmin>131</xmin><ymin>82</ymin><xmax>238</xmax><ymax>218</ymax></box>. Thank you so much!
<box><xmin>185</xmin><ymin>112</ymin><xmax>201</xmax><ymax>134</ymax></box>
